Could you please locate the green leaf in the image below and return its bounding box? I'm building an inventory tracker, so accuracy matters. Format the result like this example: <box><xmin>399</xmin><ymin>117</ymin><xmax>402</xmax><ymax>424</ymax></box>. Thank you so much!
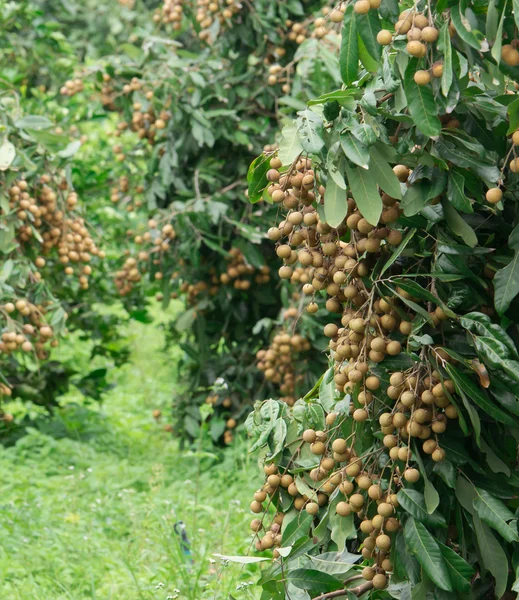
<box><xmin>491</xmin><ymin>0</ymin><xmax>507</xmax><ymax>63</ymax></box>
<box><xmin>473</xmin><ymin>487</ymin><xmax>519</xmax><ymax>542</ymax></box>
<box><xmin>460</xmin><ymin>312</ymin><xmax>519</xmax><ymax>360</ymax></box>
<box><xmin>345</xmin><ymin>163</ymin><xmax>382</xmax><ymax>225</ymax></box>
<box><xmin>247</xmin><ymin>154</ymin><xmax>270</xmax><ymax>203</ymax></box>
<box><xmin>513</xmin><ymin>0</ymin><xmax>519</xmax><ymax>30</ymax></box>
<box><xmin>14</xmin><ymin>115</ymin><xmax>53</xmax><ymax>130</ymax></box>
<box><xmin>494</xmin><ymin>251</ymin><xmax>519</xmax><ymax>315</ymax></box>
<box><xmin>340</xmin><ymin>132</ymin><xmax>369</xmax><ymax>169</ymax></box>
<box><xmin>404</xmin><ymin>518</ymin><xmax>453</xmax><ymax>592</ymax></box>
<box><xmin>327</xmin><ymin>142</ymin><xmax>347</xmax><ymax>189</ymax></box>
<box><xmin>397</xmin><ymin>489</ymin><xmax>447</xmax><ymax>527</ymax></box>
<box><xmin>319</xmin><ymin>368</ymin><xmax>336</xmax><ymax>412</ymax></box>
<box><xmin>379</xmin><ymin>228</ymin><xmax>416</xmax><ymax>276</ymax></box>
<box><xmin>451</xmin><ymin>4</ymin><xmax>483</xmax><ymax>50</ymax></box>
<box><xmin>474</xmin><ymin>336</ymin><xmax>519</xmax><ymax>386</ymax></box>
<box><xmin>281</xmin><ymin>511</ymin><xmax>313</xmax><ymax>546</ymax></box>
<box><xmin>340</xmin><ymin>4</ymin><xmax>359</xmax><ymax>86</ymax></box>
<box><xmin>437</xmin><ymin>542</ymin><xmax>474</xmax><ymax>592</ymax></box>
<box><xmin>413</xmin><ymin>448</ymin><xmax>440</xmax><ymax>515</ymax></box>
<box><xmin>368</xmin><ymin>146</ymin><xmax>402</xmax><ymax>199</ymax></box>
<box><xmin>445</xmin><ymin>364</ymin><xmax>516</xmax><ymax>426</ymax></box>
<box><xmin>447</xmin><ymin>170</ymin><xmax>472</xmax><ymax>213</ymax></box>
<box><xmin>355</xmin><ymin>10</ymin><xmax>381</xmax><ymax>61</ymax></box>
<box><xmin>404</xmin><ymin>59</ymin><xmax>441</xmax><ymax>138</ymax></box>
<box><xmin>297</xmin><ymin>110</ymin><xmax>325</xmax><ymax>154</ymax></box>
<box><xmin>473</xmin><ymin>514</ymin><xmax>509</xmax><ymax>599</ymax></box>
<box><xmin>0</xmin><ymin>139</ymin><xmax>15</xmax><ymax>171</ymax></box>
<box><xmin>439</xmin><ymin>23</ymin><xmax>453</xmax><ymax>97</ymax></box>
<box><xmin>278</xmin><ymin>121</ymin><xmax>303</xmax><ymax>165</ymax></box>
<box><xmin>443</xmin><ymin>200</ymin><xmax>478</xmax><ymax>248</ymax></box>
<box><xmin>58</xmin><ymin>140</ymin><xmax>81</xmax><ymax>158</ymax></box>
<box><xmin>323</xmin><ymin>177</ymin><xmax>348</xmax><ymax>229</ymax></box>
<box><xmin>402</xmin><ymin>183</ymin><xmax>428</xmax><ymax>217</ymax></box>
<box><xmin>288</xmin><ymin>569</ymin><xmax>343</xmax><ymax>595</ymax></box>
<box><xmin>329</xmin><ymin>511</ymin><xmax>355</xmax><ymax>551</ymax></box>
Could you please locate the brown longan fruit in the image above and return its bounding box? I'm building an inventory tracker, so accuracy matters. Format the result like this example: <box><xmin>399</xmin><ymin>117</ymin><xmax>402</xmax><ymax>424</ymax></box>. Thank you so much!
<box><xmin>250</xmin><ymin>501</ymin><xmax>263</xmax><ymax>513</ymax></box>
<box><xmin>430</xmin><ymin>62</ymin><xmax>444</xmax><ymax>79</ymax></box>
<box><xmin>376</xmin><ymin>534</ymin><xmax>392</xmax><ymax>551</ymax></box>
<box><xmin>377</xmin><ymin>29</ymin><xmax>392</xmax><ymax>45</ymax></box>
<box><xmin>510</xmin><ymin>158</ymin><xmax>519</xmax><ymax>173</ymax></box>
<box><xmin>303</xmin><ymin>429</ymin><xmax>317</xmax><ymax>443</ymax></box>
<box><xmin>373</xmin><ymin>573</ymin><xmax>388</xmax><ymax>589</ymax></box>
<box><xmin>365</xmin><ymin>376</ymin><xmax>380</xmax><ymax>390</ymax></box>
<box><xmin>306</xmin><ymin>502</ymin><xmax>319</xmax><ymax>515</ymax></box>
<box><xmin>404</xmin><ymin>468</ymin><xmax>420</xmax><ymax>483</ymax></box>
<box><xmin>378</xmin><ymin>502</ymin><xmax>393</xmax><ymax>517</ymax></box>
<box><xmin>513</xmin><ymin>130</ymin><xmax>519</xmax><ymax>146</ymax></box>
<box><xmin>324</xmin><ymin>323</ymin><xmax>339</xmax><ymax>338</ymax></box>
<box><xmin>432</xmin><ymin>447</ymin><xmax>446</xmax><ymax>462</ymax></box>
<box><xmin>406</xmin><ymin>40</ymin><xmax>426</xmax><ymax>57</ymax></box>
<box><xmin>421</xmin><ymin>26</ymin><xmax>439</xmax><ymax>42</ymax></box>
<box><xmin>502</xmin><ymin>44</ymin><xmax>519</xmax><ymax>66</ymax></box>
<box><xmin>332</xmin><ymin>438</ymin><xmax>348</xmax><ymax>454</ymax></box>
<box><xmin>414</xmin><ymin>70</ymin><xmax>431</xmax><ymax>86</ymax></box>
<box><xmin>353</xmin><ymin>0</ymin><xmax>370</xmax><ymax>14</ymax></box>
<box><xmin>486</xmin><ymin>188</ymin><xmax>502</xmax><ymax>204</ymax></box>
<box><xmin>336</xmin><ymin>501</ymin><xmax>352</xmax><ymax>516</ymax></box>
<box><xmin>340</xmin><ymin>480</ymin><xmax>354</xmax><ymax>495</ymax></box>
<box><xmin>311</xmin><ymin>441</ymin><xmax>326</xmax><ymax>455</ymax></box>
<box><xmin>386</xmin><ymin>340</ymin><xmax>401</xmax><ymax>355</ymax></box>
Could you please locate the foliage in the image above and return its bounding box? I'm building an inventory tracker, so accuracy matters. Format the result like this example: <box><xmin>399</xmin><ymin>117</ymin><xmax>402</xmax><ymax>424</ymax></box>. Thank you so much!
<box><xmin>245</xmin><ymin>1</ymin><xmax>519</xmax><ymax>598</ymax></box>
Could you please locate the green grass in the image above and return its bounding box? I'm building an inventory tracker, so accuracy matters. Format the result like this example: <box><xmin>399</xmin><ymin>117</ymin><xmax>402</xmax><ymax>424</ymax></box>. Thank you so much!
<box><xmin>0</xmin><ymin>307</ymin><xmax>263</xmax><ymax>600</ymax></box>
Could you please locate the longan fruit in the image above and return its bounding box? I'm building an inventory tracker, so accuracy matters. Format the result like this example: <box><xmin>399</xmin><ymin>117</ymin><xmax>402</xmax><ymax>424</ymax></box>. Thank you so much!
<box><xmin>311</xmin><ymin>441</ymin><xmax>326</xmax><ymax>455</ymax></box>
<box><xmin>353</xmin><ymin>0</ymin><xmax>370</xmax><ymax>14</ymax></box>
<box><xmin>303</xmin><ymin>429</ymin><xmax>317</xmax><ymax>443</ymax></box>
<box><xmin>365</xmin><ymin>376</ymin><xmax>380</xmax><ymax>390</ymax></box>
<box><xmin>250</xmin><ymin>501</ymin><xmax>263</xmax><ymax>513</ymax></box>
<box><xmin>376</xmin><ymin>534</ymin><xmax>392</xmax><ymax>551</ymax></box>
<box><xmin>377</xmin><ymin>29</ymin><xmax>393</xmax><ymax>45</ymax></box>
<box><xmin>306</xmin><ymin>502</ymin><xmax>319</xmax><ymax>515</ymax></box>
<box><xmin>340</xmin><ymin>480</ymin><xmax>354</xmax><ymax>495</ymax></box>
<box><xmin>330</xmin><ymin>9</ymin><xmax>344</xmax><ymax>22</ymax></box>
<box><xmin>386</xmin><ymin>340</ymin><xmax>401</xmax><ymax>355</ymax></box>
<box><xmin>432</xmin><ymin>448</ymin><xmax>446</xmax><ymax>462</ymax></box>
<box><xmin>332</xmin><ymin>438</ymin><xmax>348</xmax><ymax>454</ymax></box>
<box><xmin>404</xmin><ymin>468</ymin><xmax>420</xmax><ymax>483</ymax></box>
<box><xmin>513</xmin><ymin>130</ymin><xmax>519</xmax><ymax>146</ymax></box>
<box><xmin>430</xmin><ymin>62</ymin><xmax>444</xmax><ymax>79</ymax></box>
<box><xmin>373</xmin><ymin>573</ymin><xmax>388</xmax><ymax>589</ymax></box>
<box><xmin>406</xmin><ymin>41</ymin><xmax>426</xmax><ymax>57</ymax></box>
<box><xmin>486</xmin><ymin>188</ymin><xmax>502</xmax><ymax>204</ymax></box>
<box><xmin>336</xmin><ymin>501</ymin><xmax>352</xmax><ymax>516</ymax></box>
<box><xmin>421</xmin><ymin>26</ymin><xmax>439</xmax><ymax>42</ymax></box>
<box><xmin>414</xmin><ymin>70</ymin><xmax>431</xmax><ymax>85</ymax></box>
<box><xmin>502</xmin><ymin>44</ymin><xmax>519</xmax><ymax>66</ymax></box>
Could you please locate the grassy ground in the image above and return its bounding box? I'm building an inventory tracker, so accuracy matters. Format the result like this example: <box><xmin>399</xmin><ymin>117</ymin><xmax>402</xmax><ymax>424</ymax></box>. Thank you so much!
<box><xmin>0</xmin><ymin>307</ymin><xmax>263</xmax><ymax>600</ymax></box>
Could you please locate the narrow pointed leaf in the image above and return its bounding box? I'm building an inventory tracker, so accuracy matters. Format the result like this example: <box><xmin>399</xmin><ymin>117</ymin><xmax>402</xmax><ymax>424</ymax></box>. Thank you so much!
<box><xmin>345</xmin><ymin>162</ymin><xmax>382</xmax><ymax>225</ymax></box>
<box><xmin>368</xmin><ymin>146</ymin><xmax>402</xmax><ymax>199</ymax></box>
<box><xmin>404</xmin><ymin>518</ymin><xmax>453</xmax><ymax>592</ymax></box>
<box><xmin>404</xmin><ymin>60</ymin><xmax>441</xmax><ymax>138</ymax></box>
<box><xmin>355</xmin><ymin>10</ymin><xmax>381</xmax><ymax>61</ymax></box>
<box><xmin>445</xmin><ymin>364</ymin><xmax>516</xmax><ymax>426</ymax></box>
<box><xmin>323</xmin><ymin>178</ymin><xmax>348</xmax><ymax>228</ymax></box>
<box><xmin>340</xmin><ymin>132</ymin><xmax>369</xmax><ymax>169</ymax></box>
<box><xmin>494</xmin><ymin>251</ymin><xmax>519</xmax><ymax>315</ymax></box>
<box><xmin>397</xmin><ymin>489</ymin><xmax>447</xmax><ymax>527</ymax></box>
<box><xmin>473</xmin><ymin>514</ymin><xmax>508</xmax><ymax>599</ymax></box>
<box><xmin>340</xmin><ymin>5</ymin><xmax>359</xmax><ymax>86</ymax></box>
<box><xmin>443</xmin><ymin>200</ymin><xmax>478</xmax><ymax>247</ymax></box>
<box><xmin>437</xmin><ymin>542</ymin><xmax>474</xmax><ymax>592</ymax></box>
<box><xmin>473</xmin><ymin>487</ymin><xmax>519</xmax><ymax>542</ymax></box>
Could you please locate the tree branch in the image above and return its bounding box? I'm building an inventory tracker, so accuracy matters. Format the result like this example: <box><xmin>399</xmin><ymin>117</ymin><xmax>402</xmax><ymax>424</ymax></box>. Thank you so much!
<box><xmin>311</xmin><ymin>581</ymin><xmax>374</xmax><ymax>600</ymax></box>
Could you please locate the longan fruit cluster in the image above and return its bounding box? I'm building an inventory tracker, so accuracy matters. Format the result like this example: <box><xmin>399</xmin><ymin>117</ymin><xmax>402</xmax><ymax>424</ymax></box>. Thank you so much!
<box><xmin>100</xmin><ymin>73</ymin><xmax>116</xmax><ymax>110</ymax></box>
<box><xmin>376</xmin><ymin>8</ymin><xmax>444</xmax><ymax>88</ymax></box>
<box><xmin>154</xmin><ymin>0</ymin><xmax>183</xmax><ymax>28</ymax></box>
<box><xmin>220</xmin><ymin>247</ymin><xmax>270</xmax><ymax>290</ymax></box>
<box><xmin>110</xmin><ymin>176</ymin><xmax>144</xmax><ymax>212</ymax></box>
<box><xmin>266</xmin><ymin>156</ymin><xmax>404</xmax><ymax>320</ymax></box>
<box><xmin>60</xmin><ymin>78</ymin><xmax>84</xmax><ymax>96</ymax></box>
<box><xmin>7</xmin><ymin>177</ymin><xmax>104</xmax><ymax>289</ymax></box>
<box><xmin>196</xmin><ymin>0</ymin><xmax>242</xmax><ymax>42</ymax></box>
<box><xmin>256</xmin><ymin>319</ymin><xmax>310</xmax><ymax>406</ymax></box>
<box><xmin>1</xmin><ymin>300</ymin><xmax>58</xmax><ymax>359</ymax></box>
